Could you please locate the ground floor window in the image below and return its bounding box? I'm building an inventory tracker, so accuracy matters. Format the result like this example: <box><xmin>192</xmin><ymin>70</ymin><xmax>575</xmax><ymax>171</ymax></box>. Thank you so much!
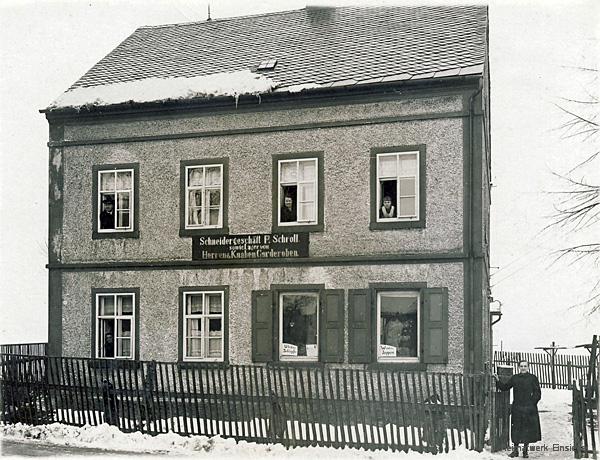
<box><xmin>279</xmin><ymin>292</ymin><xmax>319</xmax><ymax>361</ymax></box>
<box><xmin>96</xmin><ymin>293</ymin><xmax>135</xmax><ymax>359</ymax></box>
<box><xmin>376</xmin><ymin>291</ymin><xmax>419</xmax><ymax>362</ymax></box>
<box><xmin>183</xmin><ymin>290</ymin><xmax>224</xmax><ymax>361</ymax></box>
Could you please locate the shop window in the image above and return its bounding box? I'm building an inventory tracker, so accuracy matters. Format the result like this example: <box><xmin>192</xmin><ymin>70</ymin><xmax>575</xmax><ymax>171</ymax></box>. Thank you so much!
<box><xmin>370</xmin><ymin>146</ymin><xmax>426</xmax><ymax>230</ymax></box>
<box><xmin>178</xmin><ymin>286</ymin><xmax>229</xmax><ymax>363</ymax></box>
<box><xmin>94</xmin><ymin>291</ymin><xmax>138</xmax><ymax>359</ymax></box>
<box><xmin>279</xmin><ymin>292</ymin><xmax>319</xmax><ymax>361</ymax></box>
<box><xmin>348</xmin><ymin>285</ymin><xmax>448</xmax><ymax>366</ymax></box>
<box><xmin>180</xmin><ymin>159</ymin><xmax>229</xmax><ymax>236</ymax></box>
<box><xmin>251</xmin><ymin>286</ymin><xmax>343</xmax><ymax>363</ymax></box>
<box><xmin>92</xmin><ymin>164</ymin><xmax>139</xmax><ymax>239</ymax></box>
<box><xmin>377</xmin><ymin>291</ymin><xmax>419</xmax><ymax>362</ymax></box>
<box><xmin>272</xmin><ymin>152</ymin><xmax>324</xmax><ymax>233</ymax></box>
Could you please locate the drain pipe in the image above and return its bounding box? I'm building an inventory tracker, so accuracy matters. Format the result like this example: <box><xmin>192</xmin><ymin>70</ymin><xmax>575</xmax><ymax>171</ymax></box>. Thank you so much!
<box><xmin>467</xmin><ymin>82</ymin><xmax>483</xmax><ymax>373</ymax></box>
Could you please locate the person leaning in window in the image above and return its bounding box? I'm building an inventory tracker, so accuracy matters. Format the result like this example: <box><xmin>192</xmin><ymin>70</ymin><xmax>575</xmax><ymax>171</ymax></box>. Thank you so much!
<box><xmin>100</xmin><ymin>195</ymin><xmax>115</xmax><ymax>229</ymax></box>
<box><xmin>104</xmin><ymin>332</ymin><xmax>114</xmax><ymax>358</ymax></box>
<box><xmin>494</xmin><ymin>360</ymin><xmax>542</xmax><ymax>458</ymax></box>
<box><xmin>280</xmin><ymin>195</ymin><xmax>296</xmax><ymax>223</ymax></box>
<box><xmin>380</xmin><ymin>195</ymin><xmax>396</xmax><ymax>218</ymax></box>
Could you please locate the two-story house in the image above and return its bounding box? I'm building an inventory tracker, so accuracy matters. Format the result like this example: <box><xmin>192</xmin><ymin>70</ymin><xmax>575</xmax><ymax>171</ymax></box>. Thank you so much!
<box><xmin>43</xmin><ymin>5</ymin><xmax>492</xmax><ymax>374</ymax></box>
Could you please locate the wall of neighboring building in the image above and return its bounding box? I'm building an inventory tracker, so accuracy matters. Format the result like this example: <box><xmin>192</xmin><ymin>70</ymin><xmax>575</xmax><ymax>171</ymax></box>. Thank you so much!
<box><xmin>56</xmin><ymin>92</ymin><xmax>466</xmax><ymax>264</ymax></box>
<box><xmin>61</xmin><ymin>262</ymin><xmax>465</xmax><ymax>371</ymax></box>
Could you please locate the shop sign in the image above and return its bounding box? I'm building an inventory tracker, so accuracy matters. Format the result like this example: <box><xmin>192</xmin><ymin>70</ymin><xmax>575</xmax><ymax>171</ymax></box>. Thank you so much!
<box><xmin>193</xmin><ymin>232</ymin><xmax>309</xmax><ymax>261</ymax></box>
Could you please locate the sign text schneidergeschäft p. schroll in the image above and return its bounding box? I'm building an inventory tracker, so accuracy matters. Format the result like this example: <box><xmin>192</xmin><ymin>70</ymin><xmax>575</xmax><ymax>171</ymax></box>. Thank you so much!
<box><xmin>192</xmin><ymin>233</ymin><xmax>309</xmax><ymax>261</ymax></box>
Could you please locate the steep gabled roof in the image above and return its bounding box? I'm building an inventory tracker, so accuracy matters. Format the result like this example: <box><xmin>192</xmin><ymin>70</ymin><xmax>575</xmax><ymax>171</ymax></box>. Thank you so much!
<box><xmin>48</xmin><ymin>6</ymin><xmax>487</xmax><ymax>110</ymax></box>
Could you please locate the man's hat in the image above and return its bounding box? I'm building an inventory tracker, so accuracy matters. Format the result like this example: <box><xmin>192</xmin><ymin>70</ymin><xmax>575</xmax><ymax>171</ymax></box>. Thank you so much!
<box><xmin>102</xmin><ymin>195</ymin><xmax>114</xmax><ymax>204</ymax></box>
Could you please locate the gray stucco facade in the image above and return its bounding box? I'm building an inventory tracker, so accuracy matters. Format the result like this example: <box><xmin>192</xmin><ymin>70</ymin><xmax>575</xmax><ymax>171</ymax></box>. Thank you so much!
<box><xmin>46</xmin><ymin>80</ymin><xmax>491</xmax><ymax>373</ymax></box>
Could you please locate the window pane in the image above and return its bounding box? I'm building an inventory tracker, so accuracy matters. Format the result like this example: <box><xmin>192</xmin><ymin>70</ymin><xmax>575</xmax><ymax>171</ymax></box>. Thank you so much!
<box><xmin>299</xmin><ymin>183</ymin><xmax>315</xmax><ymax>202</ymax></box>
<box><xmin>379</xmin><ymin>294</ymin><xmax>418</xmax><ymax>358</ymax></box>
<box><xmin>298</xmin><ymin>160</ymin><xmax>316</xmax><ymax>181</ymax></box>
<box><xmin>208</xmin><ymin>208</ymin><xmax>220</xmax><ymax>226</ymax></box>
<box><xmin>298</xmin><ymin>202</ymin><xmax>315</xmax><ymax>222</ymax></box>
<box><xmin>117</xmin><ymin>319</ymin><xmax>131</xmax><ymax>337</ymax></box>
<box><xmin>187</xmin><ymin>294</ymin><xmax>203</xmax><ymax>314</ymax></box>
<box><xmin>399</xmin><ymin>154</ymin><xmax>417</xmax><ymax>175</ymax></box>
<box><xmin>99</xmin><ymin>296</ymin><xmax>114</xmax><ymax>316</ymax></box>
<box><xmin>205</xmin><ymin>167</ymin><xmax>221</xmax><ymax>186</ymax></box>
<box><xmin>208</xmin><ymin>318</ymin><xmax>222</xmax><ymax>335</ymax></box>
<box><xmin>378</xmin><ymin>155</ymin><xmax>396</xmax><ymax>177</ymax></box>
<box><xmin>117</xmin><ymin>192</ymin><xmax>130</xmax><ymax>210</ymax></box>
<box><xmin>99</xmin><ymin>318</ymin><xmax>114</xmax><ymax>358</ymax></box>
<box><xmin>187</xmin><ymin>318</ymin><xmax>201</xmax><ymax>337</ymax></box>
<box><xmin>188</xmin><ymin>208</ymin><xmax>202</xmax><ymax>226</ymax></box>
<box><xmin>208</xmin><ymin>338</ymin><xmax>222</xmax><ymax>358</ymax></box>
<box><xmin>117</xmin><ymin>211</ymin><xmax>130</xmax><ymax>228</ymax></box>
<box><xmin>399</xmin><ymin>178</ymin><xmax>416</xmax><ymax>197</ymax></box>
<box><xmin>187</xmin><ymin>338</ymin><xmax>202</xmax><ymax>357</ymax></box>
<box><xmin>207</xmin><ymin>189</ymin><xmax>221</xmax><ymax>206</ymax></box>
<box><xmin>189</xmin><ymin>190</ymin><xmax>203</xmax><ymax>207</ymax></box>
<box><xmin>280</xmin><ymin>162</ymin><xmax>297</xmax><ymax>183</ymax></box>
<box><xmin>188</xmin><ymin>168</ymin><xmax>203</xmax><ymax>187</ymax></box>
<box><xmin>117</xmin><ymin>338</ymin><xmax>131</xmax><ymax>358</ymax></box>
<box><xmin>118</xmin><ymin>295</ymin><xmax>133</xmax><ymax>315</ymax></box>
<box><xmin>207</xmin><ymin>293</ymin><xmax>222</xmax><ymax>314</ymax></box>
<box><xmin>399</xmin><ymin>197</ymin><xmax>416</xmax><ymax>216</ymax></box>
<box><xmin>281</xmin><ymin>294</ymin><xmax>318</xmax><ymax>358</ymax></box>
<box><xmin>100</xmin><ymin>172</ymin><xmax>115</xmax><ymax>191</ymax></box>
<box><xmin>116</xmin><ymin>171</ymin><xmax>132</xmax><ymax>190</ymax></box>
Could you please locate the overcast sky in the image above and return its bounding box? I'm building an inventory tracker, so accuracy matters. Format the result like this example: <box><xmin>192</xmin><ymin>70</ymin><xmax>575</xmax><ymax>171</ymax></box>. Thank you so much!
<box><xmin>1</xmin><ymin>0</ymin><xmax>598</xmax><ymax>352</ymax></box>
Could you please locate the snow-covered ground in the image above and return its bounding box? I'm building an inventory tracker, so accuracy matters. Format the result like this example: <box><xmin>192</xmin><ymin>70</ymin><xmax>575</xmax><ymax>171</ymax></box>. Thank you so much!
<box><xmin>0</xmin><ymin>389</ymin><xmax>576</xmax><ymax>459</ymax></box>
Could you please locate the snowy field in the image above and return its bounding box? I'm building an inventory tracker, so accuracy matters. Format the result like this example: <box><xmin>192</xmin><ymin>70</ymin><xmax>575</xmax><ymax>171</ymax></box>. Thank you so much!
<box><xmin>0</xmin><ymin>389</ymin><xmax>576</xmax><ymax>459</ymax></box>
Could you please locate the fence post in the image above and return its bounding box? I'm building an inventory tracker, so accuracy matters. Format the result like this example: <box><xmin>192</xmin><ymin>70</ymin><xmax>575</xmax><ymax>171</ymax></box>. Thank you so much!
<box><xmin>567</xmin><ymin>361</ymin><xmax>572</xmax><ymax>391</ymax></box>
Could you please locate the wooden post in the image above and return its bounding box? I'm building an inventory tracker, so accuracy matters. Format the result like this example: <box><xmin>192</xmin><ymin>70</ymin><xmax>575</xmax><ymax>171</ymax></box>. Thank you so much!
<box><xmin>567</xmin><ymin>360</ymin><xmax>572</xmax><ymax>391</ymax></box>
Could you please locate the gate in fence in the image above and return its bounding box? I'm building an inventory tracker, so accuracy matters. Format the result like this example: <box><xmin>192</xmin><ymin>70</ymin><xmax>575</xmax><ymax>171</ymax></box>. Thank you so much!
<box><xmin>572</xmin><ymin>335</ymin><xmax>598</xmax><ymax>459</ymax></box>
<box><xmin>0</xmin><ymin>353</ymin><xmax>491</xmax><ymax>454</ymax></box>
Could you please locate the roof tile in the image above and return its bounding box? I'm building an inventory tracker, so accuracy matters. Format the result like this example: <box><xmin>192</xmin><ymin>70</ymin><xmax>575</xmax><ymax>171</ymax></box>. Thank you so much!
<box><xmin>63</xmin><ymin>6</ymin><xmax>487</xmax><ymax>96</ymax></box>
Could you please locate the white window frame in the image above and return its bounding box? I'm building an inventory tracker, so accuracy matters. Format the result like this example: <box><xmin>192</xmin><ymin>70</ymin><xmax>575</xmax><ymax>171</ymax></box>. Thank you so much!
<box><xmin>376</xmin><ymin>151</ymin><xmax>419</xmax><ymax>222</ymax></box>
<box><xmin>182</xmin><ymin>290</ymin><xmax>225</xmax><ymax>362</ymax></box>
<box><xmin>184</xmin><ymin>164</ymin><xmax>224</xmax><ymax>229</ymax></box>
<box><xmin>278</xmin><ymin>291</ymin><xmax>319</xmax><ymax>362</ymax></box>
<box><xmin>95</xmin><ymin>293</ymin><xmax>135</xmax><ymax>360</ymax></box>
<box><xmin>376</xmin><ymin>291</ymin><xmax>420</xmax><ymax>363</ymax></box>
<box><xmin>97</xmin><ymin>168</ymin><xmax>134</xmax><ymax>233</ymax></box>
<box><xmin>277</xmin><ymin>158</ymin><xmax>318</xmax><ymax>226</ymax></box>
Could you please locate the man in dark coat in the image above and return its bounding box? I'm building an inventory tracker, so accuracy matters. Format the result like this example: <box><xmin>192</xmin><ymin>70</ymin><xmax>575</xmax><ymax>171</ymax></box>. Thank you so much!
<box><xmin>495</xmin><ymin>360</ymin><xmax>542</xmax><ymax>458</ymax></box>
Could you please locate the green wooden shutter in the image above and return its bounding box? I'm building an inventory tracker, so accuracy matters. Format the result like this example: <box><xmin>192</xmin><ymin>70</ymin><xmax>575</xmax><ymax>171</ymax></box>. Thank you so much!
<box><xmin>252</xmin><ymin>290</ymin><xmax>273</xmax><ymax>362</ymax></box>
<box><xmin>422</xmin><ymin>287</ymin><xmax>448</xmax><ymax>364</ymax></box>
<box><xmin>319</xmin><ymin>289</ymin><xmax>345</xmax><ymax>363</ymax></box>
<box><xmin>348</xmin><ymin>289</ymin><xmax>371</xmax><ymax>364</ymax></box>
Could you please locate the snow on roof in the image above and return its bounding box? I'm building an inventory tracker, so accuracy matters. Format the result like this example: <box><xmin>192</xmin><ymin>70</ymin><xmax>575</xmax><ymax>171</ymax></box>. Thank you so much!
<box><xmin>49</xmin><ymin>70</ymin><xmax>276</xmax><ymax>109</ymax></box>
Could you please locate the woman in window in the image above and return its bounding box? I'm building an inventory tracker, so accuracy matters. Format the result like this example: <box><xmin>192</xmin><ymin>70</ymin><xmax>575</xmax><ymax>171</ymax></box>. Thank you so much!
<box><xmin>379</xmin><ymin>195</ymin><xmax>396</xmax><ymax>219</ymax></box>
<box><xmin>280</xmin><ymin>195</ymin><xmax>297</xmax><ymax>223</ymax></box>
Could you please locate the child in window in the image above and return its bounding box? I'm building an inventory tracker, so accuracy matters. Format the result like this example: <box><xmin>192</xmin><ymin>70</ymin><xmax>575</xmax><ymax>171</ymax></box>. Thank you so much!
<box><xmin>380</xmin><ymin>195</ymin><xmax>396</xmax><ymax>218</ymax></box>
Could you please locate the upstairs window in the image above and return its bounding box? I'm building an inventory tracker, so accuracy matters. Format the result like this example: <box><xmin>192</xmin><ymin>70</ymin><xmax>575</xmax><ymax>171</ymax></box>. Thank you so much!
<box><xmin>93</xmin><ymin>163</ymin><xmax>139</xmax><ymax>239</ymax></box>
<box><xmin>370</xmin><ymin>146</ymin><xmax>425</xmax><ymax>230</ymax></box>
<box><xmin>180</xmin><ymin>159</ymin><xmax>229</xmax><ymax>237</ymax></box>
<box><xmin>186</xmin><ymin>164</ymin><xmax>223</xmax><ymax>229</ymax></box>
<box><xmin>377</xmin><ymin>152</ymin><xmax>418</xmax><ymax>221</ymax></box>
<box><xmin>272</xmin><ymin>152</ymin><xmax>324</xmax><ymax>233</ymax></box>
